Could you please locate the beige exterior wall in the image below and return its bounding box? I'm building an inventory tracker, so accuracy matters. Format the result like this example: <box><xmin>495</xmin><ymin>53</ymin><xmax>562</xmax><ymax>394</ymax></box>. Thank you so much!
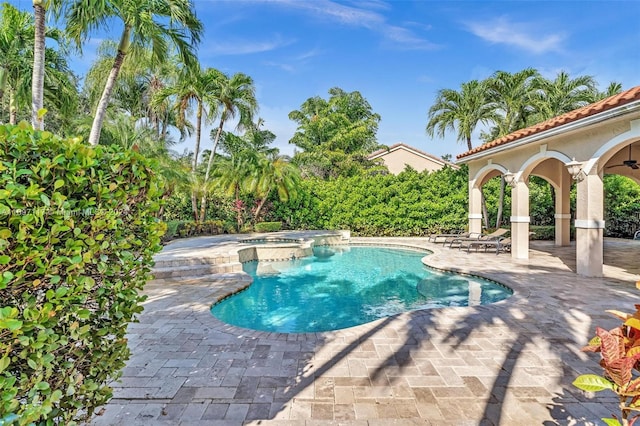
<box><xmin>371</xmin><ymin>146</ymin><xmax>450</xmax><ymax>175</ymax></box>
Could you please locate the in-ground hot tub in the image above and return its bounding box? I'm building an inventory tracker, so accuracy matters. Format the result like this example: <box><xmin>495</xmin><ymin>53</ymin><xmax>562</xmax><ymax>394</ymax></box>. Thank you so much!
<box><xmin>237</xmin><ymin>232</ymin><xmax>347</xmax><ymax>263</ymax></box>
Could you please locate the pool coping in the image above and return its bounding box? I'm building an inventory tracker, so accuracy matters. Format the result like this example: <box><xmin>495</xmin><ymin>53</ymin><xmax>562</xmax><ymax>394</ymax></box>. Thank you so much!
<box><xmin>94</xmin><ymin>233</ymin><xmax>640</xmax><ymax>425</ymax></box>
<box><xmin>202</xmin><ymin>238</ymin><xmax>517</xmax><ymax>341</ymax></box>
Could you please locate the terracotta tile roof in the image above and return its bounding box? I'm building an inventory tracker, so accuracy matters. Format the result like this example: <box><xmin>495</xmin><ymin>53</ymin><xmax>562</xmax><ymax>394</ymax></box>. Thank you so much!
<box><xmin>456</xmin><ymin>85</ymin><xmax>640</xmax><ymax>160</ymax></box>
<box><xmin>369</xmin><ymin>142</ymin><xmax>458</xmax><ymax>168</ymax></box>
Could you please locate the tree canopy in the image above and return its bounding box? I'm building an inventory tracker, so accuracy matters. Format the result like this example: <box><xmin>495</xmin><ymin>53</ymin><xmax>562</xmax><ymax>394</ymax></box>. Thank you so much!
<box><xmin>289</xmin><ymin>87</ymin><xmax>383</xmax><ymax>179</ymax></box>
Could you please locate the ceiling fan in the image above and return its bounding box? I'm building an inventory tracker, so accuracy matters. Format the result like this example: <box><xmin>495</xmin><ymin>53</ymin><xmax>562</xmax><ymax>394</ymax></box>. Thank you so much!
<box><xmin>607</xmin><ymin>145</ymin><xmax>639</xmax><ymax>170</ymax></box>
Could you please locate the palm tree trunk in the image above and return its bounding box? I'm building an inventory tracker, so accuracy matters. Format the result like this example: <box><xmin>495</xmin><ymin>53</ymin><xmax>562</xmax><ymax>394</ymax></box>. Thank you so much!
<box><xmin>235</xmin><ymin>185</ymin><xmax>242</xmax><ymax>232</ymax></box>
<box><xmin>192</xmin><ymin>103</ymin><xmax>203</xmax><ymax>171</ymax></box>
<box><xmin>0</xmin><ymin>67</ymin><xmax>7</xmax><ymax>104</ymax></box>
<box><xmin>495</xmin><ymin>176</ymin><xmax>505</xmax><ymax>228</ymax></box>
<box><xmin>151</xmin><ymin>111</ymin><xmax>160</xmax><ymax>137</ymax></box>
<box><xmin>253</xmin><ymin>193</ymin><xmax>269</xmax><ymax>222</ymax></box>
<box><xmin>9</xmin><ymin>90</ymin><xmax>17</xmax><ymax>125</ymax></box>
<box><xmin>161</xmin><ymin>110</ymin><xmax>169</xmax><ymax>139</ymax></box>
<box><xmin>88</xmin><ymin>27</ymin><xmax>130</xmax><ymax>146</ymax></box>
<box><xmin>31</xmin><ymin>1</ymin><xmax>45</xmax><ymax>130</ymax></box>
<box><xmin>190</xmin><ymin>102</ymin><xmax>203</xmax><ymax>222</ymax></box>
<box><xmin>157</xmin><ymin>192</ymin><xmax>171</xmax><ymax>219</ymax></box>
<box><xmin>481</xmin><ymin>190</ymin><xmax>489</xmax><ymax>230</ymax></box>
<box><xmin>198</xmin><ymin>118</ymin><xmax>225</xmax><ymax>222</ymax></box>
<box><xmin>466</xmin><ymin>137</ymin><xmax>473</xmax><ymax>151</ymax></box>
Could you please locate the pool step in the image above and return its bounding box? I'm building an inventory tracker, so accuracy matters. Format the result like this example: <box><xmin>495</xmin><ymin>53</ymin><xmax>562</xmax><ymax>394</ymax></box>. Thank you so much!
<box><xmin>149</xmin><ymin>271</ymin><xmax>251</xmax><ymax>286</ymax></box>
<box><xmin>153</xmin><ymin>255</ymin><xmax>239</xmax><ymax>268</ymax></box>
<box><xmin>152</xmin><ymin>259</ymin><xmax>242</xmax><ymax>279</ymax></box>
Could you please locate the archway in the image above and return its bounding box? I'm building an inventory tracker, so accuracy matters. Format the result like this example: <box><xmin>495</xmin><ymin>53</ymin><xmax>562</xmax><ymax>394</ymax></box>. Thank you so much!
<box><xmin>457</xmin><ymin>86</ymin><xmax>640</xmax><ymax>276</ymax></box>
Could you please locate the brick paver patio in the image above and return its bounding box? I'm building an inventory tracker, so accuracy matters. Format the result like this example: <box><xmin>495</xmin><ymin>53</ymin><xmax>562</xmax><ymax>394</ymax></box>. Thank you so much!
<box><xmin>90</xmin><ymin>233</ymin><xmax>640</xmax><ymax>425</ymax></box>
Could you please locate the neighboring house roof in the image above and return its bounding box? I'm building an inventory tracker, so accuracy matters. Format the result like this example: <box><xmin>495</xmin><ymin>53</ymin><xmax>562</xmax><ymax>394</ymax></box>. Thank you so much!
<box><xmin>369</xmin><ymin>143</ymin><xmax>458</xmax><ymax>170</ymax></box>
<box><xmin>457</xmin><ymin>85</ymin><xmax>640</xmax><ymax>160</ymax></box>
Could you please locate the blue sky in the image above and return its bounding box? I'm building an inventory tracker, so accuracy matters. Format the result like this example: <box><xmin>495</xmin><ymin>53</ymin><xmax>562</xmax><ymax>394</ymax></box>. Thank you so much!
<box><xmin>10</xmin><ymin>0</ymin><xmax>640</xmax><ymax>160</ymax></box>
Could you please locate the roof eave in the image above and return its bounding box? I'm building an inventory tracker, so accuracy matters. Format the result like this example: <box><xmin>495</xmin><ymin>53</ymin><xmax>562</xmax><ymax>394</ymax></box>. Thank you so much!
<box><xmin>457</xmin><ymin>100</ymin><xmax>640</xmax><ymax>164</ymax></box>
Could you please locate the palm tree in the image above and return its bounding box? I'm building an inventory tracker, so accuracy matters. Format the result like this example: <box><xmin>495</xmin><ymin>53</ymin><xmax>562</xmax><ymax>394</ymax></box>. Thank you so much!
<box><xmin>98</xmin><ymin>113</ymin><xmax>188</xmax><ymax>218</ymax></box>
<box><xmin>84</xmin><ymin>40</ymin><xmax>186</xmax><ymax>143</ymax></box>
<box><xmin>65</xmin><ymin>0</ymin><xmax>203</xmax><ymax>146</ymax></box>
<box><xmin>0</xmin><ymin>4</ymin><xmax>75</xmax><ymax>127</ymax></box>
<box><xmin>247</xmin><ymin>153</ymin><xmax>301</xmax><ymax>221</ymax></box>
<box><xmin>215</xmin><ymin>153</ymin><xmax>256</xmax><ymax>231</ymax></box>
<box><xmin>0</xmin><ymin>3</ymin><xmax>33</xmax><ymax>124</ymax></box>
<box><xmin>29</xmin><ymin>0</ymin><xmax>69</xmax><ymax>130</ymax></box>
<box><xmin>484</xmin><ymin>68</ymin><xmax>539</xmax><ymax>141</ymax></box>
<box><xmin>593</xmin><ymin>82</ymin><xmax>623</xmax><ymax>101</ymax></box>
<box><xmin>152</xmin><ymin>65</ymin><xmax>219</xmax><ymax>220</ymax></box>
<box><xmin>31</xmin><ymin>0</ymin><xmax>47</xmax><ymax>129</ymax></box>
<box><xmin>218</xmin><ymin>118</ymin><xmax>279</xmax><ymax>158</ymax></box>
<box><xmin>426</xmin><ymin>80</ymin><xmax>499</xmax><ymax>230</ymax></box>
<box><xmin>0</xmin><ymin>4</ymin><xmax>31</xmax><ymax>103</ymax></box>
<box><xmin>483</xmin><ymin>68</ymin><xmax>539</xmax><ymax>228</ymax></box>
<box><xmin>426</xmin><ymin>80</ymin><xmax>497</xmax><ymax>151</ymax></box>
<box><xmin>199</xmin><ymin>71</ymin><xmax>257</xmax><ymax>222</ymax></box>
<box><xmin>531</xmin><ymin>71</ymin><xmax>598</xmax><ymax>121</ymax></box>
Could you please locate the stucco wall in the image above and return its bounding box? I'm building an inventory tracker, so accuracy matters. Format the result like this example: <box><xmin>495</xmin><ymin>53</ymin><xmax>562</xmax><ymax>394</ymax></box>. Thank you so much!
<box><xmin>378</xmin><ymin>149</ymin><xmax>444</xmax><ymax>175</ymax></box>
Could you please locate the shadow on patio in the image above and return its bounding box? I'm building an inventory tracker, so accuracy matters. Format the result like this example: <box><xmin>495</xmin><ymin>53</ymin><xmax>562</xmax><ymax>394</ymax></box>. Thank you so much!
<box><xmin>91</xmin><ymin>236</ymin><xmax>639</xmax><ymax>425</ymax></box>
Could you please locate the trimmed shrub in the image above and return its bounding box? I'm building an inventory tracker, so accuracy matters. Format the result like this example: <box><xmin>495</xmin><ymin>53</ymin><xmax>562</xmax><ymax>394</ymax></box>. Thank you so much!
<box><xmin>528</xmin><ymin>225</ymin><xmax>576</xmax><ymax>240</ymax></box>
<box><xmin>162</xmin><ymin>219</ymin><xmax>185</xmax><ymax>242</ymax></box>
<box><xmin>254</xmin><ymin>221</ymin><xmax>282</xmax><ymax>232</ymax></box>
<box><xmin>173</xmin><ymin>220</ymin><xmax>224</xmax><ymax>239</ymax></box>
<box><xmin>0</xmin><ymin>123</ymin><xmax>164</xmax><ymax>424</ymax></box>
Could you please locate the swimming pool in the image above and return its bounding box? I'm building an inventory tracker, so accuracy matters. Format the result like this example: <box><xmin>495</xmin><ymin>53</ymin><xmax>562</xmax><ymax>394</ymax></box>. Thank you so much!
<box><xmin>210</xmin><ymin>245</ymin><xmax>512</xmax><ymax>333</ymax></box>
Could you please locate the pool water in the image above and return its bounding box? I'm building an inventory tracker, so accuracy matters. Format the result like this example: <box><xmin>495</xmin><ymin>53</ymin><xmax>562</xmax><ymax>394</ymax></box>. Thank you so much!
<box><xmin>210</xmin><ymin>246</ymin><xmax>512</xmax><ymax>333</ymax></box>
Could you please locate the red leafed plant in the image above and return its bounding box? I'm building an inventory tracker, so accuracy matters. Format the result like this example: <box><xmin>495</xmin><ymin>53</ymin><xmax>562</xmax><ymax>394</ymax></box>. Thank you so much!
<box><xmin>574</xmin><ymin>300</ymin><xmax>640</xmax><ymax>426</ymax></box>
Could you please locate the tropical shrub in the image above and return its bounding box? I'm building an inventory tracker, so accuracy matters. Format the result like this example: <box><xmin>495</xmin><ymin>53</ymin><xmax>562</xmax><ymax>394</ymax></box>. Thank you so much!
<box><xmin>0</xmin><ymin>123</ymin><xmax>164</xmax><ymax>424</ymax></box>
<box><xmin>528</xmin><ymin>225</ymin><xmax>576</xmax><ymax>240</ymax></box>
<box><xmin>254</xmin><ymin>221</ymin><xmax>282</xmax><ymax>232</ymax></box>
<box><xmin>163</xmin><ymin>158</ymin><xmax>640</xmax><ymax>239</ymax></box>
<box><xmin>271</xmin><ymin>166</ymin><xmax>469</xmax><ymax>236</ymax></box>
<box><xmin>161</xmin><ymin>190</ymin><xmax>235</xmax><ymax>223</ymax></box>
<box><xmin>604</xmin><ymin>175</ymin><xmax>640</xmax><ymax>238</ymax></box>
<box><xmin>162</xmin><ymin>219</ymin><xmax>184</xmax><ymax>242</ymax></box>
<box><xmin>573</xmin><ymin>298</ymin><xmax>640</xmax><ymax>426</ymax></box>
<box><xmin>178</xmin><ymin>220</ymin><xmax>224</xmax><ymax>237</ymax></box>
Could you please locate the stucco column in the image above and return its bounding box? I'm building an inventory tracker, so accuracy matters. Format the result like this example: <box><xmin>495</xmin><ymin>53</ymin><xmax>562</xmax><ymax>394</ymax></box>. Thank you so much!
<box><xmin>510</xmin><ymin>180</ymin><xmax>530</xmax><ymax>259</ymax></box>
<box><xmin>469</xmin><ymin>181</ymin><xmax>483</xmax><ymax>234</ymax></box>
<box><xmin>554</xmin><ymin>171</ymin><xmax>572</xmax><ymax>246</ymax></box>
<box><xmin>575</xmin><ymin>172</ymin><xmax>604</xmax><ymax>277</ymax></box>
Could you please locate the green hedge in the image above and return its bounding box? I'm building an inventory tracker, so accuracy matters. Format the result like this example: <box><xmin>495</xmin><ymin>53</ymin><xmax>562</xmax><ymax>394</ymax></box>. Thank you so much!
<box><xmin>0</xmin><ymin>123</ymin><xmax>164</xmax><ymax>424</ymax></box>
<box><xmin>254</xmin><ymin>221</ymin><xmax>282</xmax><ymax>232</ymax></box>
<box><xmin>161</xmin><ymin>219</ymin><xmax>226</xmax><ymax>242</ymax></box>
<box><xmin>271</xmin><ymin>166</ymin><xmax>469</xmax><ymax>236</ymax></box>
<box><xmin>528</xmin><ymin>225</ymin><xmax>576</xmax><ymax>240</ymax></box>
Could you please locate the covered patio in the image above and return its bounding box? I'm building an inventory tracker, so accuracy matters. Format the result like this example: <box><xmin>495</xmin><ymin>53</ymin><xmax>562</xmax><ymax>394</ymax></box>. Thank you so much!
<box><xmin>457</xmin><ymin>86</ymin><xmax>640</xmax><ymax>276</ymax></box>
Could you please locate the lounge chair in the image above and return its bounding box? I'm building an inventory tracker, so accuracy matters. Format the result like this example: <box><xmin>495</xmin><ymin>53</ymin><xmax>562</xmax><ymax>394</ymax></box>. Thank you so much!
<box><xmin>427</xmin><ymin>229</ymin><xmax>465</xmax><ymax>244</ymax></box>
<box><xmin>449</xmin><ymin>228</ymin><xmax>509</xmax><ymax>249</ymax></box>
<box><xmin>445</xmin><ymin>232</ymin><xmax>482</xmax><ymax>248</ymax></box>
<box><xmin>447</xmin><ymin>231</ymin><xmax>484</xmax><ymax>248</ymax></box>
<box><xmin>465</xmin><ymin>237</ymin><xmax>511</xmax><ymax>254</ymax></box>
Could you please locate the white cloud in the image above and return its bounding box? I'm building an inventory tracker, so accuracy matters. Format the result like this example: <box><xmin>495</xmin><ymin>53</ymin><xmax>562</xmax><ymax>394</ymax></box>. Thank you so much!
<box><xmin>465</xmin><ymin>16</ymin><xmax>565</xmax><ymax>54</ymax></box>
<box><xmin>262</xmin><ymin>48</ymin><xmax>324</xmax><ymax>73</ymax></box>
<box><xmin>263</xmin><ymin>61</ymin><xmax>296</xmax><ymax>73</ymax></box>
<box><xmin>273</xmin><ymin>0</ymin><xmax>384</xmax><ymax>27</ymax></box>
<box><xmin>205</xmin><ymin>35</ymin><xmax>295</xmax><ymax>56</ymax></box>
<box><xmin>383</xmin><ymin>26</ymin><xmax>439</xmax><ymax>50</ymax></box>
<box><xmin>296</xmin><ymin>48</ymin><xmax>324</xmax><ymax>61</ymax></box>
<box><xmin>267</xmin><ymin>0</ymin><xmax>438</xmax><ymax>50</ymax></box>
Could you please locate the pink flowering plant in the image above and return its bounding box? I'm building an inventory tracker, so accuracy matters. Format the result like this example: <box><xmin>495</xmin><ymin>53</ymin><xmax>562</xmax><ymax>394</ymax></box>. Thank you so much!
<box><xmin>574</xmin><ymin>293</ymin><xmax>640</xmax><ymax>426</ymax></box>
